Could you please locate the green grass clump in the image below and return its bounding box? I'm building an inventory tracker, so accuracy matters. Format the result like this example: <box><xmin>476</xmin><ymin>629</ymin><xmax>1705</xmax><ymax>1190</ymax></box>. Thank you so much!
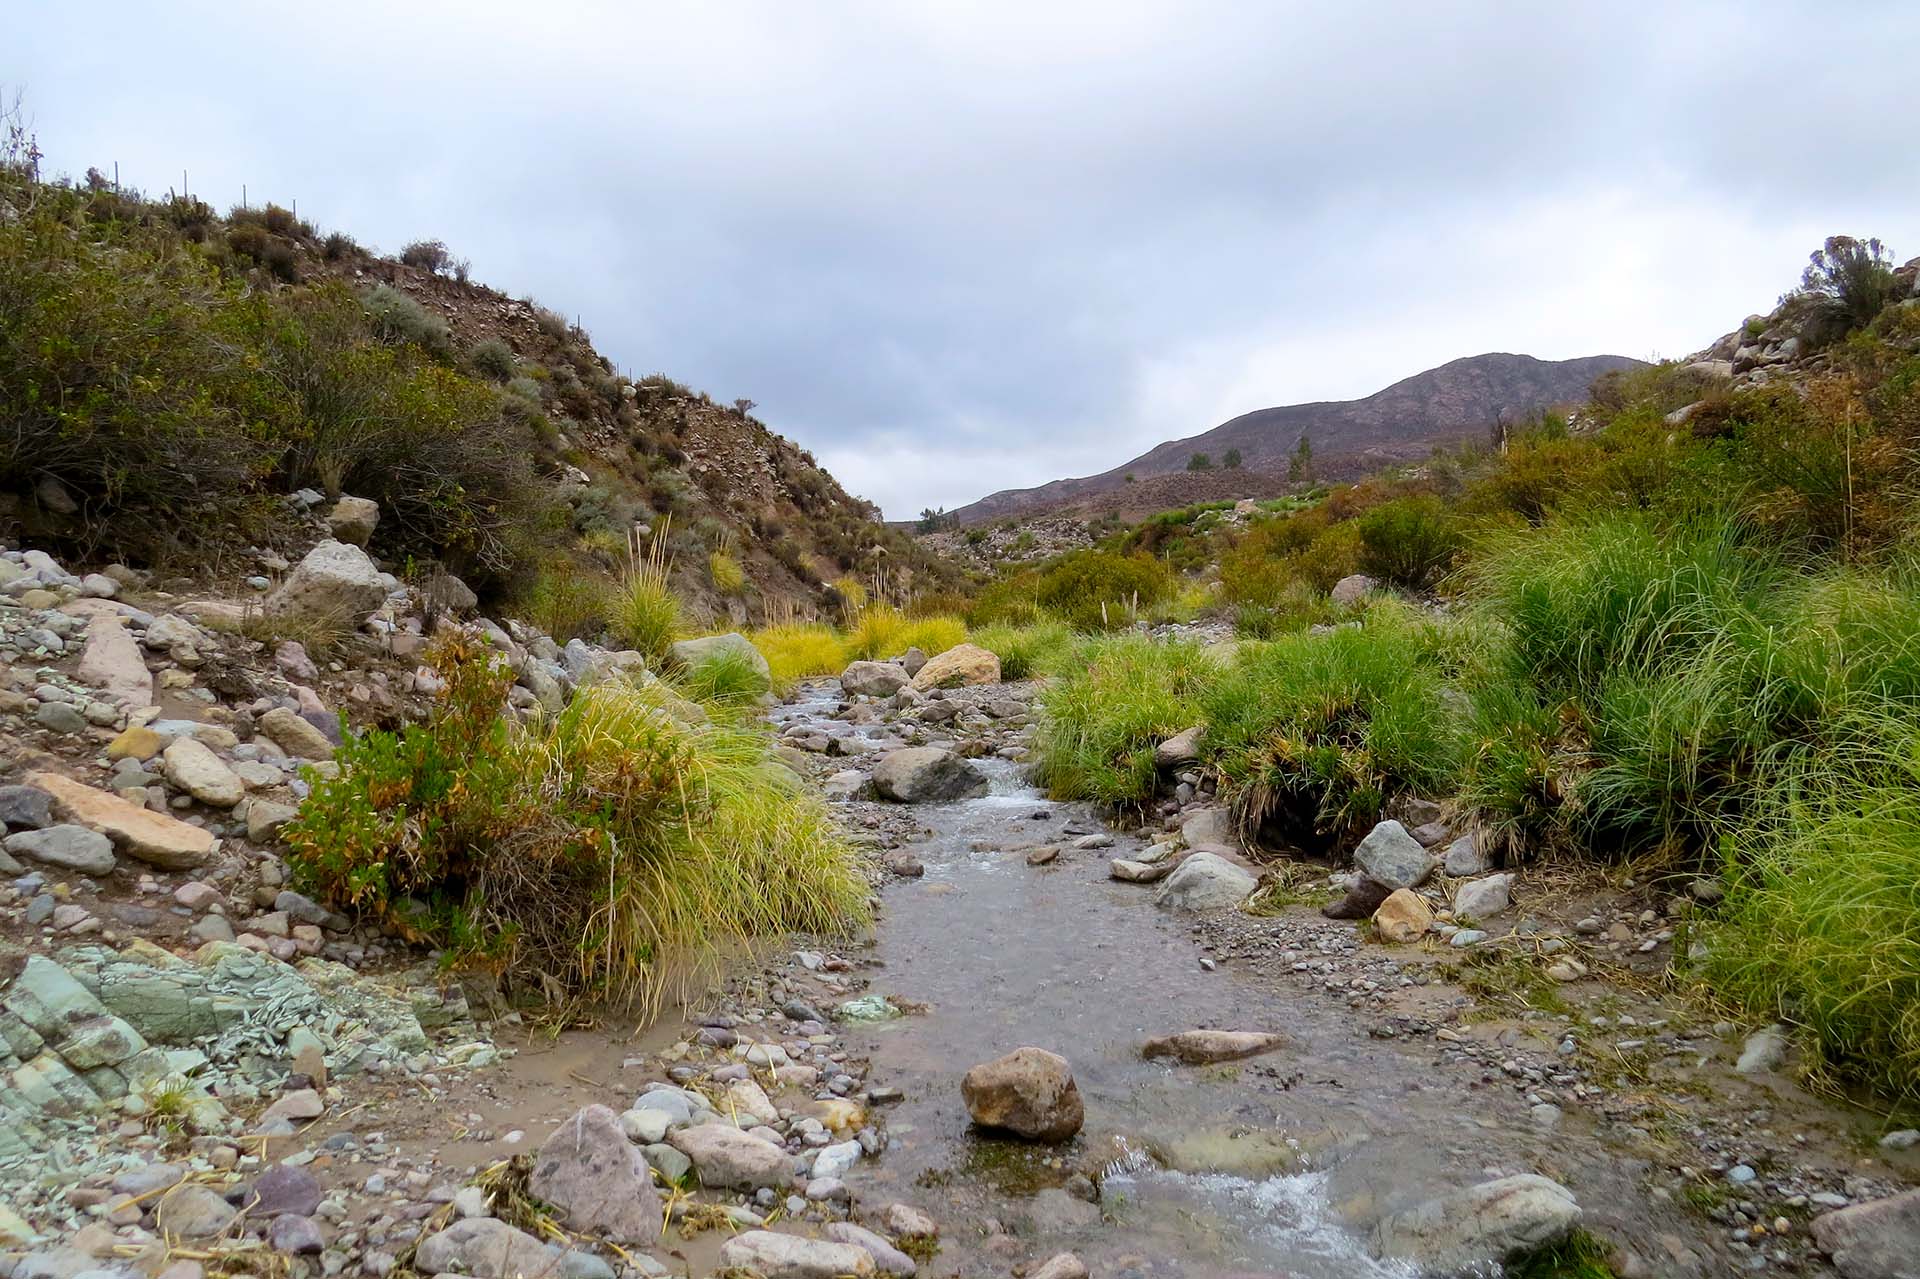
<box><xmin>1032</xmin><ymin>636</ymin><xmax>1222</xmax><ymax>807</ymax></box>
<box><xmin>750</xmin><ymin>622</ymin><xmax>849</xmax><ymax>696</ymax></box>
<box><xmin>970</xmin><ymin>621</ymin><xmax>1073</xmax><ymax>680</ymax></box>
<box><xmin>284</xmin><ymin>633</ymin><xmax>866</xmax><ymax>1015</ymax></box>
<box><xmin>1201</xmin><ymin>602</ymin><xmax>1464</xmax><ymax>855</ymax></box>
<box><xmin>708</xmin><ymin>549</ymin><xmax>746</xmax><ymax>595</ymax></box>
<box><xmin>674</xmin><ymin>643</ymin><xmax>768</xmax><ymax>711</ymax></box>
<box><xmin>1703</xmin><ymin>732</ymin><xmax>1920</xmax><ymax>1102</ymax></box>
<box><xmin>844</xmin><ymin>604</ymin><xmax>966</xmax><ymax>661</ymax></box>
<box><xmin>1506</xmin><ymin>1229</ymin><xmax>1618</xmax><ymax>1278</ymax></box>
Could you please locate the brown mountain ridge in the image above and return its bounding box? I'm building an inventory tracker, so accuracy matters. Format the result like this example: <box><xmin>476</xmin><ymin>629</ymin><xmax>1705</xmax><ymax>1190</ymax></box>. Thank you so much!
<box><xmin>946</xmin><ymin>351</ymin><xmax>1645</xmax><ymax>525</ymax></box>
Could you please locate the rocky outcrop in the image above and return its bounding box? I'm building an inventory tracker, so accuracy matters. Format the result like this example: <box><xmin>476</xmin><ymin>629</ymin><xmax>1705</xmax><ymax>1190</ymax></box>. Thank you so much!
<box><xmin>909</xmin><ymin>643</ymin><xmax>1000</xmax><ymax>690</ymax></box>
<box><xmin>960</xmin><ymin>1047</ymin><xmax>1083</xmax><ymax>1142</ymax></box>
<box><xmin>871</xmin><ymin>747</ymin><xmax>988</xmax><ymax>803</ymax></box>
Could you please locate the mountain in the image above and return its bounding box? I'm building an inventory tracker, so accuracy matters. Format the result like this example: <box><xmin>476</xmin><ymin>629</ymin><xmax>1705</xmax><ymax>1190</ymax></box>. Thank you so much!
<box><xmin>945</xmin><ymin>352</ymin><xmax>1646</xmax><ymax>526</ymax></box>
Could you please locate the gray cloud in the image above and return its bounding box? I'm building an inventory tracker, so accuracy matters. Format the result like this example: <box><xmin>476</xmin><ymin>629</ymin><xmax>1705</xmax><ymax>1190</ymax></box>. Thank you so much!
<box><xmin>12</xmin><ymin>1</ymin><xmax>1919</xmax><ymax>516</ymax></box>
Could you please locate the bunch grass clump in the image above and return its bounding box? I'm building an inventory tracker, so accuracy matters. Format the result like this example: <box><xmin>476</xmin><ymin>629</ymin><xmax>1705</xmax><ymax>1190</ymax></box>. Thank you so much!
<box><xmin>970</xmin><ymin>620</ymin><xmax>1074</xmax><ymax>681</ymax></box>
<box><xmin>1032</xmin><ymin>635</ymin><xmax>1222</xmax><ymax>806</ymax></box>
<box><xmin>1201</xmin><ymin>602</ymin><xmax>1465</xmax><ymax>855</ymax></box>
<box><xmin>749</xmin><ymin>622</ymin><xmax>849</xmax><ymax>696</ymax></box>
<box><xmin>610</xmin><ymin>525</ymin><xmax>681</xmax><ymax>664</ymax></box>
<box><xmin>845</xmin><ymin>604</ymin><xmax>965</xmax><ymax>662</ymax></box>
<box><xmin>283</xmin><ymin>632</ymin><xmax>866</xmax><ymax>1015</ymax></box>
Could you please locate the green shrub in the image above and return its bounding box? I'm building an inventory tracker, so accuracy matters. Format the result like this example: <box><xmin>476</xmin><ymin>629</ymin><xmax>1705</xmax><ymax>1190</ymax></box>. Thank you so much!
<box><xmin>362</xmin><ymin>283</ymin><xmax>451</xmax><ymax>355</ymax></box>
<box><xmin>469</xmin><ymin>338</ymin><xmax>517</xmax><ymax>381</ymax></box>
<box><xmin>1033</xmin><ymin>550</ymin><xmax>1173</xmax><ymax>631</ymax></box>
<box><xmin>400</xmin><ymin>238</ymin><xmax>452</xmax><ymax>274</ymax></box>
<box><xmin>1033</xmin><ymin>636</ymin><xmax>1222</xmax><ymax>807</ymax></box>
<box><xmin>1356</xmin><ymin>495</ymin><xmax>1463</xmax><ymax>589</ymax></box>
<box><xmin>520</xmin><ymin>559</ymin><xmax>607</xmax><ymax>643</ymax></box>
<box><xmin>1787</xmin><ymin>234</ymin><xmax>1898</xmax><ymax>345</ymax></box>
<box><xmin>1201</xmin><ymin>604</ymin><xmax>1464</xmax><ymax>855</ymax></box>
<box><xmin>283</xmin><ymin>634</ymin><xmax>866</xmax><ymax>1013</ymax></box>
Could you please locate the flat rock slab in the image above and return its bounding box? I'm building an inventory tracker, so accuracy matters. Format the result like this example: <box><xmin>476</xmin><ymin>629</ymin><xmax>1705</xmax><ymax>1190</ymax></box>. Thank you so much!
<box><xmin>1142</xmin><ymin>1030</ymin><xmax>1285</xmax><ymax>1065</ymax></box>
<box><xmin>718</xmin><ymin>1230</ymin><xmax>877</xmax><ymax>1278</ymax></box>
<box><xmin>1110</xmin><ymin>857</ymin><xmax>1174</xmax><ymax>883</ymax></box>
<box><xmin>1373</xmin><ymin>1173</ymin><xmax>1580</xmax><ymax>1272</ymax></box>
<box><xmin>1812</xmin><ymin>1186</ymin><xmax>1920</xmax><ymax>1279</ymax></box>
<box><xmin>76</xmin><ymin>614</ymin><xmax>154</xmax><ymax>710</ymax></box>
<box><xmin>28</xmin><ymin>771</ymin><xmax>215</xmax><ymax>869</ymax></box>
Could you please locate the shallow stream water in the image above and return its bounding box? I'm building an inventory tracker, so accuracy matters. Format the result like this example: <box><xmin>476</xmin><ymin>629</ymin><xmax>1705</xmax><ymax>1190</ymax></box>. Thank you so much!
<box><xmin>772</xmin><ymin>683</ymin><xmax>1667</xmax><ymax>1277</ymax></box>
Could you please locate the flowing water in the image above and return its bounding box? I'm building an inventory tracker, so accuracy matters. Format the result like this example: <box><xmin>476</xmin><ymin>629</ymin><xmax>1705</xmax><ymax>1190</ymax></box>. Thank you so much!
<box><xmin>772</xmin><ymin>684</ymin><xmax>1674</xmax><ymax>1277</ymax></box>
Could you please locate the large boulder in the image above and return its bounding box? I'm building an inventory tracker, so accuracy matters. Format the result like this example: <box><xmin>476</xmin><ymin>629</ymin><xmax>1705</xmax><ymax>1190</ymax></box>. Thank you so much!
<box><xmin>325</xmin><ymin>495</ymin><xmax>380</xmax><ymax>547</ymax></box>
<box><xmin>841</xmin><ymin>660</ymin><xmax>910</xmax><ymax>698</ymax></box>
<box><xmin>960</xmin><ymin>1047</ymin><xmax>1083</xmax><ymax>1142</ymax></box>
<box><xmin>910</xmin><ymin>643</ymin><xmax>1000</xmax><ymax>690</ymax></box>
<box><xmin>667</xmin><ymin>1122</ymin><xmax>794</xmax><ymax>1189</ymax></box>
<box><xmin>669</xmin><ymin>632</ymin><xmax>772</xmax><ymax>694</ymax></box>
<box><xmin>872</xmin><ymin>747</ymin><xmax>988</xmax><ymax>803</ymax></box>
<box><xmin>1812</xmin><ymin>1187</ymin><xmax>1920</xmax><ymax>1279</ymax></box>
<box><xmin>718</xmin><ymin>1231</ymin><xmax>877</xmax><ymax>1279</ymax></box>
<box><xmin>1330</xmin><ymin>573</ymin><xmax>1379</xmax><ymax>606</ymax></box>
<box><xmin>1154</xmin><ymin>851</ymin><xmax>1255</xmax><ymax>911</ymax></box>
<box><xmin>1373</xmin><ymin>1174</ymin><xmax>1580</xmax><ymax>1273</ymax></box>
<box><xmin>530</xmin><ymin>1104</ymin><xmax>663</xmax><ymax>1244</ymax></box>
<box><xmin>27</xmin><ymin>771</ymin><xmax>215</xmax><ymax>869</ymax></box>
<box><xmin>1352</xmin><ymin>819</ymin><xmax>1434</xmax><ymax>889</ymax></box>
<box><xmin>265</xmin><ymin>540</ymin><xmax>388</xmax><ymax>626</ymax></box>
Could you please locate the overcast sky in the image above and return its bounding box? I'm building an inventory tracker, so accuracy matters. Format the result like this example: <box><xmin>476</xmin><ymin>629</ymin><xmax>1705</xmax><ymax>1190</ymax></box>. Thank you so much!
<box><xmin>13</xmin><ymin>3</ymin><xmax>1920</xmax><ymax>518</ymax></box>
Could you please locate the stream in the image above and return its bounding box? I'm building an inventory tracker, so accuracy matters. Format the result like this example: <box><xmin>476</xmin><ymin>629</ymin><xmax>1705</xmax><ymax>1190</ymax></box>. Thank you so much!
<box><xmin>768</xmin><ymin>680</ymin><xmax>1674</xmax><ymax>1277</ymax></box>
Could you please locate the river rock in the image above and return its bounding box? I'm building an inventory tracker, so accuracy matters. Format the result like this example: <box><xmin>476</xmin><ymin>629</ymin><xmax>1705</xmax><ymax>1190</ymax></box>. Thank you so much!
<box><xmin>1142</xmin><ymin>1030</ymin><xmax>1284</xmax><ymax>1064</ymax></box>
<box><xmin>27</xmin><ymin>771</ymin><xmax>215</xmax><ymax>868</ymax></box>
<box><xmin>824</xmin><ymin>1222</ymin><xmax>916</xmax><ymax>1276</ymax></box>
<box><xmin>883</xmin><ymin>1203</ymin><xmax>937</xmax><ymax>1238</ymax></box>
<box><xmin>0</xmin><ymin>784</ymin><xmax>54</xmax><ymax>830</ymax></box>
<box><xmin>841</xmin><ymin>661</ymin><xmax>910</xmax><ymax>698</ymax></box>
<box><xmin>256</xmin><ymin>707</ymin><xmax>335</xmax><ymax>760</ymax></box>
<box><xmin>1322</xmin><ymin>875</ymin><xmax>1393</xmax><ymax>920</ymax></box>
<box><xmin>326</xmin><ymin>495</ymin><xmax>380</xmax><ymax>546</ymax></box>
<box><xmin>35</xmin><ymin>700</ymin><xmax>88</xmax><ymax>734</ymax></box>
<box><xmin>1330</xmin><ymin>573</ymin><xmax>1378</xmax><ymax>605</ymax></box>
<box><xmin>1353</xmin><ymin>820</ymin><xmax>1433</xmax><ymax>889</ymax></box>
<box><xmin>162</xmin><ymin>737</ymin><xmax>245</xmax><ymax>808</ymax></box>
<box><xmin>669</xmin><ymin>632</ymin><xmax>772</xmax><ymax>693</ymax></box>
<box><xmin>1029</xmin><ymin>1255</ymin><xmax>1089</xmax><ymax>1279</ymax></box>
<box><xmin>872</xmin><ymin>747</ymin><xmax>989</xmax><ymax>803</ymax></box>
<box><xmin>909</xmin><ymin>643</ymin><xmax>1000</xmax><ymax>690</ymax></box>
<box><xmin>1154</xmin><ymin>725</ymin><xmax>1202</xmax><ymax>769</ymax></box>
<box><xmin>1154</xmin><ymin>851</ymin><xmax>1255</xmax><ymax>911</ymax></box>
<box><xmin>1443</xmin><ymin>833</ymin><xmax>1489</xmax><ymax>877</ymax></box>
<box><xmin>668</xmin><ymin>1122</ymin><xmax>794</xmax><ymax>1189</ymax></box>
<box><xmin>1736</xmin><ymin>1024</ymin><xmax>1789</xmax><ymax>1074</ymax></box>
<box><xmin>155</xmin><ymin>1185</ymin><xmax>238</xmax><ymax>1240</ymax></box>
<box><xmin>1179</xmin><ymin>806</ymin><xmax>1232</xmax><ymax>847</ymax></box>
<box><xmin>1110</xmin><ymin>857</ymin><xmax>1173</xmax><ymax>883</ymax></box>
<box><xmin>530</xmin><ymin>1104</ymin><xmax>663</xmax><ymax>1244</ymax></box>
<box><xmin>1372</xmin><ymin>888</ymin><xmax>1433</xmax><ymax>942</ymax></box>
<box><xmin>415</xmin><ymin>1218</ymin><xmax>558</xmax><ymax>1279</ymax></box>
<box><xmin>5</xmin><ymin>825</ymin><xmax>116</xmax><ymax>875</ymax></box>
<box><xmin>247</xmin><ymin>800</ymin><xmax>298</xmax><ymax>843</ymax></box>
<box><xmin>1454</xmin><ymin>873</ymin><xmax>1514</xmax><ymax>920</ymax></box>
<box><xmin>961</xmin><ymin>1047</ymin><xmax>1083</xmax><ymax>1142</ymax></box>
<box><xmin>265</xmin><ymin>540</ymin><xmax>387</xmax><ymax>625</ymax></box>
<box><xmin>1373</xmin><ymin>1174</ymin><xmax>1580</xmax><ymax>1273</ymax></box>
<box><xmin>247</xmin><ymin>1162</ymin><xmax>322</xmax><ymax>1218</ymax></box>
<box><xmin>77</xmin><ymin>615</ymin><xmax>154</xmax><ymax>710</ymax></box>
<box><xmin>268</xmin><ymin>1213</ymin><xmax>324</xmax><ymax>1255</ymax></box>
<box><xmin>717</xmin><ymin>1231</ymin><xmax>877</xmax><ymax>1279</ymax></box>
<box><xmin>1812</xmin><ymin>1186</ymin><xmax>1920</xmax><ymax>1279</ymax></box>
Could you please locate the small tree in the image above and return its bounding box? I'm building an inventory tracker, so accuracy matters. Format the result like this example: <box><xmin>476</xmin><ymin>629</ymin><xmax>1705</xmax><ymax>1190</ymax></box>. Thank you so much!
<box><xmin>1222</xmin><ymin>447</ymin><xmax>1243</xmax><ymax>469</ymax></box>
<box><xmin>1791</xmin><ymin>235</ymin><xmax>1896</xmax><ymax>344</ymax></box>
<box><xmin>917</xmin><ymin>507</ymin><xmax>945</xmax><ymax>533</ymax></box>
<box><xmin>733</xmin><ymin>397</ymin><xmax>756</xmax><ymax>417</ymax></box>
<box><xmin>1187</xmin><ymin>452</ymin><xmax>1213</xmax><ymax>471</ymax></box>
<box><xmin>1287</xmin><ymin>433</ymin><xmax>1313</xmax><ymax>484</ymax></box>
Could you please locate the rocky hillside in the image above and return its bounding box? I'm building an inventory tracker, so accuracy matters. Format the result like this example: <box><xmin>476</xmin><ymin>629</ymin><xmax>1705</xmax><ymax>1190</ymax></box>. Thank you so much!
<box><xmin>0</xmin><ymin>157</ymin><xmax>960</xmax><ymax>625</ymax></box>
<box><xmin>945</xmin><ymin>352</ymin><xmax>1643</xmax><ymax>526</ymax></box>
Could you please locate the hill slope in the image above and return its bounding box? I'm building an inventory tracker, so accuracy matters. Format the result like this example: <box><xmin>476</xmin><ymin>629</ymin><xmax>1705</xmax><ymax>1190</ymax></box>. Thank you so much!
<box><xmin>947</xmin><ymin>352</ymin><xmax>1644</xmax><ymax>525</ymax></box>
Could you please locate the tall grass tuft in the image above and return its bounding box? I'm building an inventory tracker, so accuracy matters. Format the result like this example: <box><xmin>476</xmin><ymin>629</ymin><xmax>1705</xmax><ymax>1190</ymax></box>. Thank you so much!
<box><xmin>750</xmin><ymin>622</ymin><xmax>849</xmax><ymax>696</ymax></box>
<box><xmin>1033</xmin><ymin>636</ymin><xmax>1222</xmax><ymax>807</ymax></box>
<box><xmin>971</xmin><ymin>620</ymin><xmax>1074</xmax><ymax>681</ymax></box>
<box><xmin>1704</xmin><ymin>726</ymin><xmax>1920</xmax><ymax>1101</ymax></box>
<box><xmin>284</xmin><ymin>633</ymin><xmax>866</xmax><ymax>1017</ymax></box>
<box><xmin>845</xmin><ymin>604</ymin><xmax>966</xmax><ymax>662</ymax></box>
<box><xmin>1202</xmin><ymin>602</ymin><xmax>1465</xmax><ymax>856</ymax></box>
<box><xmin>610</xmin><ymin>523</ymin><xmax>681</xmax><ymax>664</ymax></box>
<box><xmin>674</xmin><ymin>643</ymin><xmax>769</xmax><ymax>711</ymax></box>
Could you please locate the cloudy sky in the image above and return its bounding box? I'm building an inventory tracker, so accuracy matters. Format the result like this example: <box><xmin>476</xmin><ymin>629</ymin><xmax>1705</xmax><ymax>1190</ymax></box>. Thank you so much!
<box><xmin>13</xmin><ymin>3</ymin><xmax>1919</xmax><ymax>518</ymax></box>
